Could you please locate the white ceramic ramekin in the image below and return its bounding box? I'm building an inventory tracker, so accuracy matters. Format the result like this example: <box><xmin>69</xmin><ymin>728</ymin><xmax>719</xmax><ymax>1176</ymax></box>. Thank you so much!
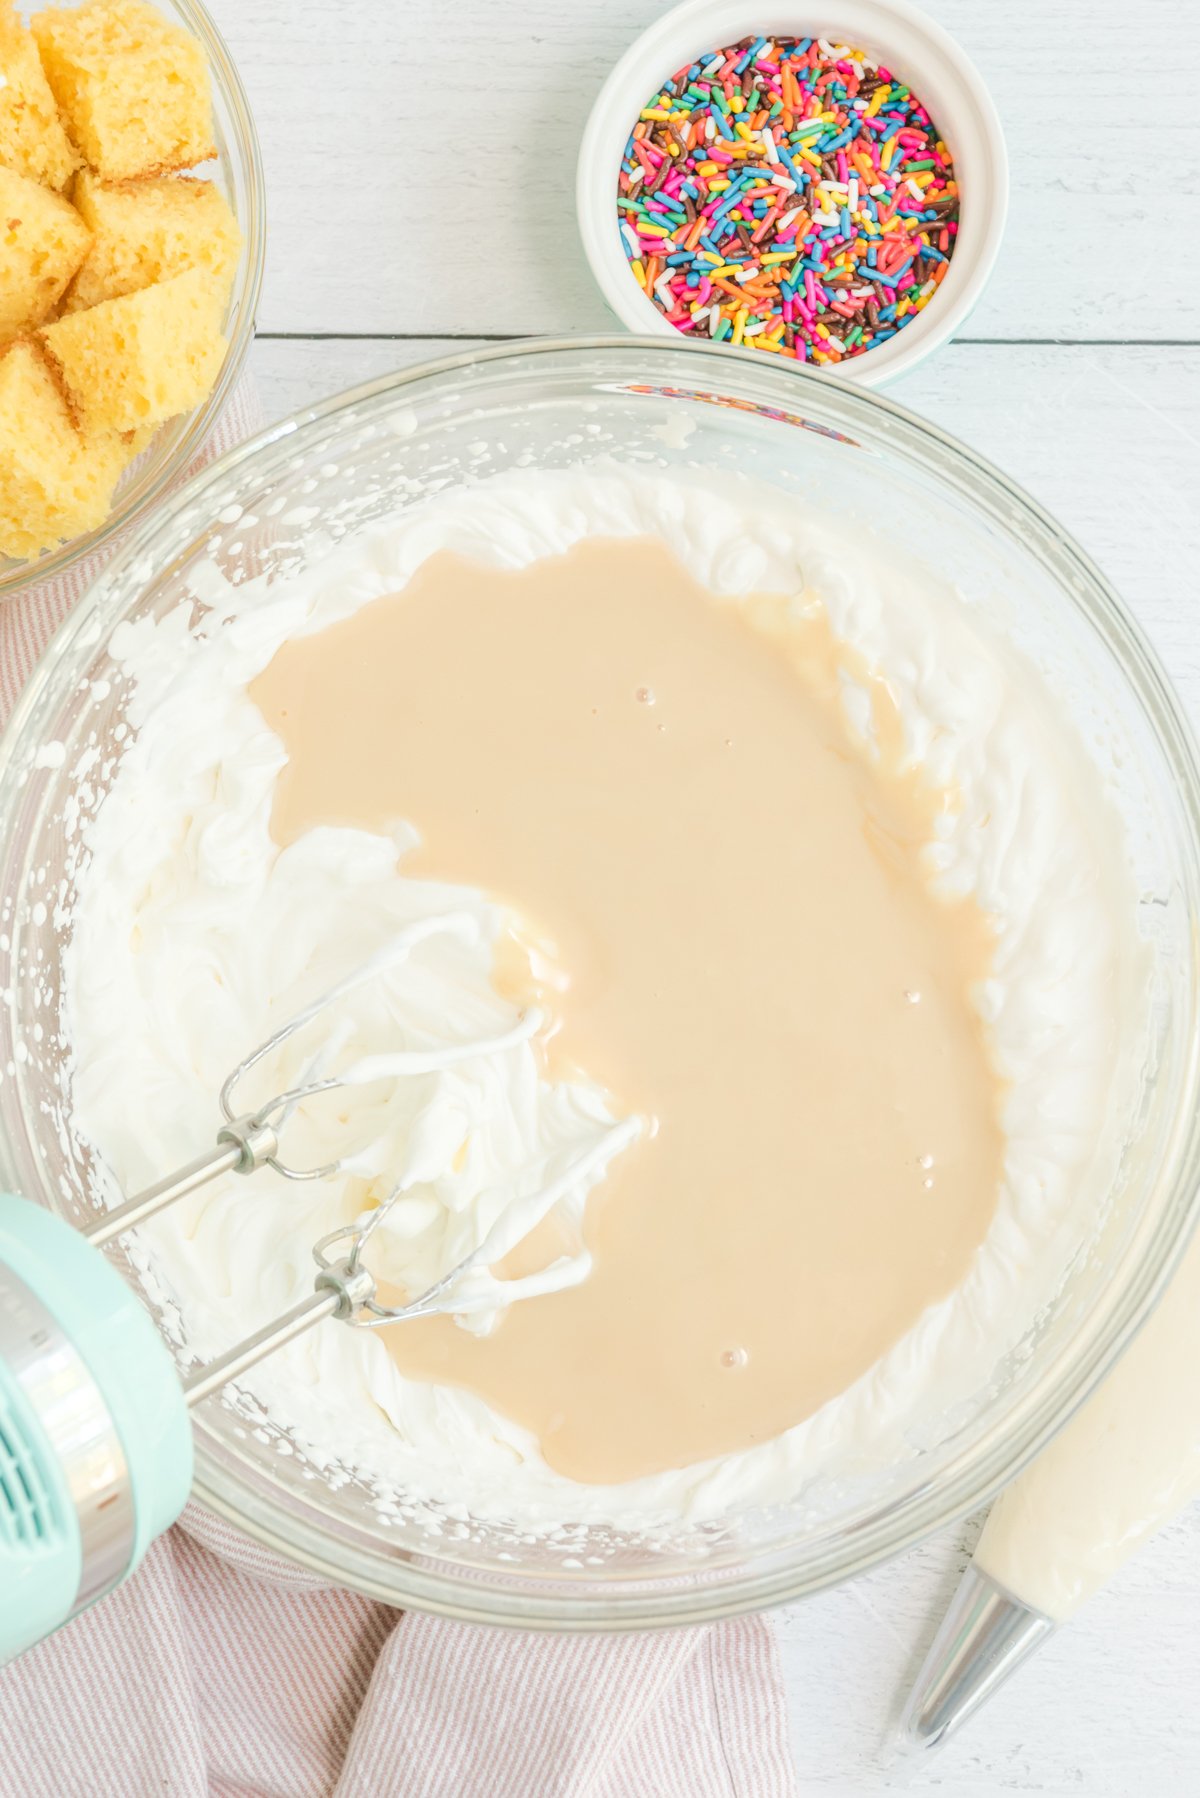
<box><xmin>577</xmin><ymin>0</ymin><xmax>1008</xmax><ymax>384</ymax></box>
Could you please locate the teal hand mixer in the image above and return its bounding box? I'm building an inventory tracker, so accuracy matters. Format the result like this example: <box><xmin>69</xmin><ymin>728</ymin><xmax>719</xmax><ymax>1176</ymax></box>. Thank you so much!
<box><xmin>0</xmin><ymin>937</ymin><xmax>547</xmax><ymax>1665</ymax></box>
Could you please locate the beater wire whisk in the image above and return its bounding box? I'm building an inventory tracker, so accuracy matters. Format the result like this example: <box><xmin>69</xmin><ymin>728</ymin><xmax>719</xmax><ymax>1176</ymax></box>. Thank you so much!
<box><xmin>80</xmin><ymin>914</ymin><xmax>633</xmax><ymax>1406</ymax></box>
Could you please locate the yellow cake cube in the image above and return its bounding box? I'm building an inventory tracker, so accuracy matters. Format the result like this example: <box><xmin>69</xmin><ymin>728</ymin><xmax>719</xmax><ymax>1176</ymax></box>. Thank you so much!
<box><xmin>120</xmin><ymin>422</ymin><xmax>157</xmax><ymax>458</ymax></box>
<box><xmin>0</xmin><ymin>339</ymin><xmax>126</xmax><ymax>559</ymax></box>
<box><xmin>0</xmin><ymin>165</ymin><xmax>91</xmax><ymax>331</ymax></box>
<box><xmin>32</xmin><ymin>0</ymin><xmax>214</xmax><ymax>181</ymax></box>
<box><xmin>40</xmin><ymin>264</ymin><xmax>226</xmax><ymax>432</ymax></box>
<box><xmin>0</xmin><ymin>3</ymin><xmax>78</xmax><ymax>189</ymax></box>
<box><xmin>66</xmin><ymin>169</ymin><xmax>240</xmax><ymax>313</ymax></box>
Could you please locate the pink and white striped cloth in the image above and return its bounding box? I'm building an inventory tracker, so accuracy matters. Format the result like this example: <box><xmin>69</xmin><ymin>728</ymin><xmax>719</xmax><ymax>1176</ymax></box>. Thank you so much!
<box><xmin>0</xmin><ymin>380</ymin><xmax>797</xmax><ymax>1797</ymax></box>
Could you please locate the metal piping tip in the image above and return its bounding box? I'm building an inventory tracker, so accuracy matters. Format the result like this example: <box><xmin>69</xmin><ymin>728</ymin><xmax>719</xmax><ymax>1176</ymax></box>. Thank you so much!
<box><xmin>897</xmin><ymin>1562</ymin><xmax>1055</xmax><ymax>1753</ymax></box>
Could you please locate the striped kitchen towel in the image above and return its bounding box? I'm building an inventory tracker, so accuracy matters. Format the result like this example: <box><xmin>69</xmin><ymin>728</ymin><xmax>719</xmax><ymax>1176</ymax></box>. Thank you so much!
<box><xmin>1</xmin><ymin>1503</ymin><xmax>796</xmax><ymax>1797</ymax></box>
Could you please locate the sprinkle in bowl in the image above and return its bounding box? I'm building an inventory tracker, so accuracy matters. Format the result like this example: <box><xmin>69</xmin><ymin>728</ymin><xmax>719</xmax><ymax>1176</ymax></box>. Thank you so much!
<box><xmin>577</xmin><ymin>0</ymin><xmax>1008</xmax><ymax>384</ymax></box>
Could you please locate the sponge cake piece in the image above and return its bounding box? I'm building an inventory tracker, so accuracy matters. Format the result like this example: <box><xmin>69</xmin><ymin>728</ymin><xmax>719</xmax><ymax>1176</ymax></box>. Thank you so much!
<box><xmin>0</xmin><ymin>165</ymin><xmax>91</xmax><ymax>332</ymax></box>
<box><xmin>66</xmin><ymin>169</ymin><xmax>239</xmax><ymax>312</ymax></box>
<box><xmin>0</xmin><ymin>2</ymin><xmax>78</xmax><ymax>189</ymax></box>
<box><xmin>32</xmin><ymin>0</ymin><xmax>214</xmax><ymax>181</ymax></box>
<box><xmin>40</xmin><ymin>264</ymin><xmax>226</xmax><ymax>432</ymax></box>
<box><xmin>0</xmin><ymin>339</ymin><xmax>126</xmax><ymax>559</ymax></box>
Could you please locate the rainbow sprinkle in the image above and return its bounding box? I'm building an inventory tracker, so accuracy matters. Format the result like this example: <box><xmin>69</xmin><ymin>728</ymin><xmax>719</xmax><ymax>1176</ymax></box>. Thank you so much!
<box><xmin>617</xmin><ymin>36</ymin><xmax>960</xmax><ymax>365</ymax></box>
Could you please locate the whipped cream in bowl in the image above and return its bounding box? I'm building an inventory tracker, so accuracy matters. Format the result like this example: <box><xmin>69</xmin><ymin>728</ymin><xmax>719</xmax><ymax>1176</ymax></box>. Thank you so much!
<box><xmin>1</xmin><ymin>340</ymin><xmax>1198</xmax><ymax>1628</ymax></box>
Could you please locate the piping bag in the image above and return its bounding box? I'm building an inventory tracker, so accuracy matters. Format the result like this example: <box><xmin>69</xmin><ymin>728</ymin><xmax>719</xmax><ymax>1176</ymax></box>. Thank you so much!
<box><xmin>899</xmin><ymin>1220</ymin><xmax>1200</xmax><ymax>1750</ymax></box>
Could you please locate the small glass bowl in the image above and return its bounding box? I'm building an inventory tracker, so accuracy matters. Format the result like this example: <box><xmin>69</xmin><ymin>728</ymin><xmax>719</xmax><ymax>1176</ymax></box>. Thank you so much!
<box><xmin>0</xmin><ymin>0</ymin><xmax>266</xmax><ymax>595</ymax></box>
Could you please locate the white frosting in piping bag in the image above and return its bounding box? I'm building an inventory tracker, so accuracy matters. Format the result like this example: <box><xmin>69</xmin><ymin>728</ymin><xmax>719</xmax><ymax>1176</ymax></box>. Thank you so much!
<box><xmin>62</xmin><ymin>468</ymin><xmax>1146</xmax><ymax>1528</ymax></box>
<box><xmin>976</xmin><ymin>1221</ymin><xmax>1200</xmax><ymax>1621</ymax></box>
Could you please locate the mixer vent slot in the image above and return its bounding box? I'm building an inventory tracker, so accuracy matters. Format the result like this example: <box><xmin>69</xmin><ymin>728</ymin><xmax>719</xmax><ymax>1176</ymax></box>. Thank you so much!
<box><xmin>0</xmin><ymin>1392</ymin><xmax>63</xmax><ymax>1552</ymax></box>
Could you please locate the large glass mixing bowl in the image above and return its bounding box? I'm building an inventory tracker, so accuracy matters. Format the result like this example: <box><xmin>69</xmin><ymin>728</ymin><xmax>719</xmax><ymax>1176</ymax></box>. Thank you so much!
<box><xmin>1</xmin><ymin>339</ymin><xmax>1198</xmax><ymax>1629</ymax></box>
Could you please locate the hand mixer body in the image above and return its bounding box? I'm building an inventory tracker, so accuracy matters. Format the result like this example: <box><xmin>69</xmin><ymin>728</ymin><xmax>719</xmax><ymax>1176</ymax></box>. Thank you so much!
<box><xmin>0</xmin><ymin>1194</ymin><xmax>192</xmax><ymax>1663</ymax></box>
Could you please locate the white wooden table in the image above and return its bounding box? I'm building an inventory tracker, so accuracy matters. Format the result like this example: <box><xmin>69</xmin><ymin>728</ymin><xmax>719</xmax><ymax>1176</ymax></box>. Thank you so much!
<box><xmin>208</xmin><ymin>0</ymin><xmax>1200</xmax><ymax>1788</ymax></box>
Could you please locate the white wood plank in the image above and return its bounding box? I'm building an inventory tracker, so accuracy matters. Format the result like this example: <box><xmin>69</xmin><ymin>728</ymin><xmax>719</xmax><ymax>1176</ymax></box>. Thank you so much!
<box><xmin>776</xmin><ymin>1507</ymin><xmax>1200</xmax><ymax>1794</ymax></box>
<box><xmin>244</xmin><ymin>330</ymin><xmax>1200</xmax><ymax>1795</ymax></box>
<box><xmin>210</xmin><ymin>0</ymin><xmax>1200</xmax><ymax>342</ymax></box>
<box><xmin>249</xmin><ymin>334</ymin><xmax>475</xmax><ymax>417</ymax></box>
<box><xmin>895</xmin><ymin>346</ymin><xmax>1200</xmax><ymax>726</ymax></box>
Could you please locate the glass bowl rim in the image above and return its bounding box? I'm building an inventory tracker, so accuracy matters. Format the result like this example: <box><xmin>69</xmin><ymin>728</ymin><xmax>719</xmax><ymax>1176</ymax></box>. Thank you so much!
<box><xmin>4</xmin><ymin>334</ymin><xmax>1200</xmax><ymax>1628</ymax></box>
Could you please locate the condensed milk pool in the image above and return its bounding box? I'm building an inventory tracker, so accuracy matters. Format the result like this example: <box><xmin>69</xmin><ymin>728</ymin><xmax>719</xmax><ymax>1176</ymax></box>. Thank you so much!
<box><xmin>250</xmin><ymin>533</ymin><xmax>1002</xmax><ymax>1485</ymax></box>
